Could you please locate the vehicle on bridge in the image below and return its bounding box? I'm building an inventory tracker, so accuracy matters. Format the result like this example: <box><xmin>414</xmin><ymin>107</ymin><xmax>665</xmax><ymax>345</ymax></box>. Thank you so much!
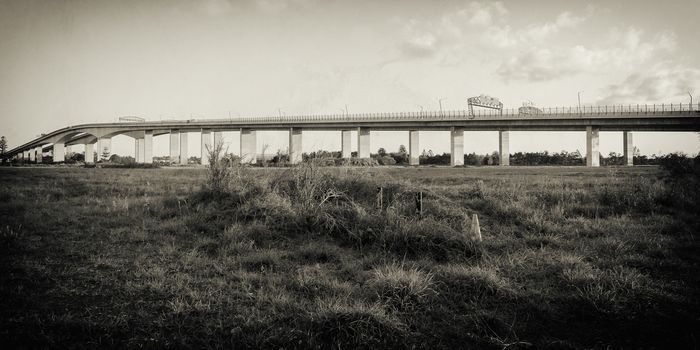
<box><xmin>518</xmin><ymin>101</ymin><xmax>542</xmax><ymax>115</ymax></box>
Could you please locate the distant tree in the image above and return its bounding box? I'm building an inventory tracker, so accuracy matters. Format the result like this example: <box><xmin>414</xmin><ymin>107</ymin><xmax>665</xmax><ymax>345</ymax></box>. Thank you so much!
<box><xmin>0</xmin><ymin>136</ymin><xmax>6</xmax><ymax>163</ymax></box>
<box><xmin>398</xmin><ymin>145</ymin><xmax>407</xmax><ymax>154</ymax></box>
<box><xmin>0</xmin><ymin>136</ymin><xmax>7</xmax><ymax>155</ymax></box>
<box><xmin>377</xmin><ymin>147</ymin><xmax>387</xmax><ymax>157</ymax></box>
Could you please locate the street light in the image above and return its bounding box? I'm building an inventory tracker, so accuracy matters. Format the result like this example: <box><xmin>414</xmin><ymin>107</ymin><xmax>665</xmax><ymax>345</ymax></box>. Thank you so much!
<box><xmin>578</xmin><ymin>91</ymin><xmax>583</xmax><ymax>115</ymax></box>
<box><xmin>688</xmin><ymin>91</ymin><xmax>693</xmax><ymax>108</ymax></box>
<box><xmin>417</xmin><ymin>105</ymin><xmax>424</xmax><ymax>117</ymax></box>
<box><xmin>438</xmin><ymin>98</ymin><xmax>447</xmax><ymax>117</ymax></box>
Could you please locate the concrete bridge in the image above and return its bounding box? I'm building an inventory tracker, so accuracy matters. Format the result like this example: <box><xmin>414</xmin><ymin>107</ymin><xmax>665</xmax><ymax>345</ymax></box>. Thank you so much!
<box><xmin>5</xmin><ymin>103</ymin><xmax>700</xmax><ymax>167</ymax></box>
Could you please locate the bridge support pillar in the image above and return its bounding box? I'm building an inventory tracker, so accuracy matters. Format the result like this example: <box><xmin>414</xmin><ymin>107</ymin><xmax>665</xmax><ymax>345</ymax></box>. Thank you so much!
<box><xmin>240</xmin><ymin>128</ymin><xmax>256</xmax><ymax>164</ymax></box>
<box><xmin>180</xmin><ymin>132</ymin><xmax>188</xmax><ymax>165</ymax></box>
<box><xmin>623</xmin><ymin>131</ymin><xmax>633</xmax><ymax>166</ymax></box>
<box><xmin>35</xmin><ymin>147</ymin><xmax>43</xmax><ymax>163</ymax></box>
<box><xmin>170</xmin><ymin>130</ymin><xmax>180</xmax><ymax>164</ymax></box>
<box><xmin>85</xmin><ymin>143</ymin><xmax>94</xmax><ymax>164</ymax></box>
<box><xmin>586</xmin><ymin>126</ymin><xmax>600</xmax><ymax>167</ymax></box>
<box><xmin>144</xmin><ymin>130</ymin><xmax>153</xmax><ymax>164</ymax></box>
<box><xmin>97</xmin><ymin>137</ymin><xmax>111</xmax><ymax>162</ymax></box>
<box><xmin>135</xmin><ymin>134</ymin><xmax>145</xmax><ymax>163</ymax></box>
<box><xmin>450</xmin><ymin>127</ymin><xmax>464</xmax><ymax>166</ymax></box>
<box><xmin>289</xmin><ymin>128</ymin><xmax>302</xmax><ymax>164</ymax></box>
<box><xmin>409</xmin><ymin>130</ymin><xmax>419</xmax><ymax>165</ymax></box>
<box><xmin>357</xmin><ymin>127</ymin><xmax>370</xmax><ymax>158</ymax></box>
<box><xmin>213</xmin><ymin>131</ymin><xmax>223</xmax><ymax>148</ymax></box>
<box><xmin>201</xmin><ymin>129</ymin><xmax>212</xmax><ymax>165</ymax></box>
<box><xmin>499</xmin><ymin>131</ymin><xmax>510</xmax><ymax>166</ymax></box>
<box><xmin>341</xmin><ymin>130</ymin><xmax>352</xmax><ymax>159</ymax></box>
<box><xmin>53</xmin><ymin>143</ymin><xmax>65</xmax><ymax>163</ymax></box>
<box><xmin>29</xmin><ymin>148</ymin><xmax>36</xmax><ymax>162</ymax></box>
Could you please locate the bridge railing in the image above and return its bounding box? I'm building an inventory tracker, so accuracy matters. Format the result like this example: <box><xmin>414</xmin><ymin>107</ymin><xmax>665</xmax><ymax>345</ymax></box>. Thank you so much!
<box><xmin>171</xmin><ymin>102</ymin><xmax>699</xmax><ymax>125</ymax></box>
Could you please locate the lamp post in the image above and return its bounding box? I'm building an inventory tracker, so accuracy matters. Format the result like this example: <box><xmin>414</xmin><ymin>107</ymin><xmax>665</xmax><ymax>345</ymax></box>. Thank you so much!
<box><xmin>438</xmin><ymin>98</ymin><xmax>446</xmax><ymax>117</ymax></box>
<box><xmin>578</xmin><ymin>91</ymin><xmax>583</xmax><ymax>115</ymax></box>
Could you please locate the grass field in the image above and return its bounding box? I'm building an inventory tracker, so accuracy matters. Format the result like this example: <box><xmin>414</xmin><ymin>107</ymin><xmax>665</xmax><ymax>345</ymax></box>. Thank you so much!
<box><xmin>1</xmin><ymin>165</ymin><xmax>699</xmax><ymax>349</ymax></box>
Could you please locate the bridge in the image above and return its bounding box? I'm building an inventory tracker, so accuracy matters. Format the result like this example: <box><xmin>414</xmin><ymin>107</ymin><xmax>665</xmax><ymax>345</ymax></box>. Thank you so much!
<box><xmin>4</xmin><ymin>103</ymin><xmax>700</xmax><ymax>167</ymax></box>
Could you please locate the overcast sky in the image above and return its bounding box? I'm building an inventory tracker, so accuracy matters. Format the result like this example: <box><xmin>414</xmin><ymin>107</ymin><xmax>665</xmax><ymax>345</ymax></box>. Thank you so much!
<box><xmin>1</xmin><ymin>0</ymin><xmax>699</xmax><ymax>157</ymax></box>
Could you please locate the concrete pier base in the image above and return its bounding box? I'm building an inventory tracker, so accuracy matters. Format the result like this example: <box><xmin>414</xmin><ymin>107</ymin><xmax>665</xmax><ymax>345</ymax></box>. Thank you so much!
<box><xmin>341</xmin><ymin>130</ymin><xmax>352</xmax><ymax>159</ymax></box>
<box><xmin>450</xmin><ymin>127</ymin><xmax>464</xmax><ymax>166</ymax></box>
<box><xmin>29</xmin><ymin>148</ymin><xmax>36</xmax><ymax>162</ymax></box>
<box><xmin>499</xmin><ymin>130</ymin><xmax>510</xmax><ymax>166</ymax></box>
<box><xmin>180</xmin><ymin>132</ymin><xmax>188</xmax><ymax>165</ymax></box>
<box><xmin>357</xmin><ymin>127</ymin><xmax>370</xmax><ymax>158</ymax></box>
<box><xmin>85</xmin><ymin>143</ymin><xmax>94</xmax><ymax>164</ymax></box>
<box><xmin>586</xmin><ymin>126</ymin><xmax>600</xmax><ymax>167</ymax></box>
<box><xmin>36</xmin><ymin>147</ymin><xmax>43</xmax><ymax>163</ymax></box>
<box><xmin>623</xmin><ymin>131</ymin><xmax>633</xmax><ymax>166</ymax></box>
<box><xmin>170</xmin><ymin>130</ymin><xmax>180</xmax><ymax>164</ymax></box>
<box><xmin>240</xmin><ymin>128</ymin><xmax>256</xmax><ymax>164</ymax></box>
<box><xmin>409</xmin><ymin>130</ymin><xmax>419</xmax><ymax>165</ymax></box>
<box><xmin>53</xmin><ymin>143</ymin><xmax>65</xmax><ymax>163</ymax></box>
<box><xmin>201</xmin><ymin>129</ymin><xmax>212</xmax><ymax>165</ymax></box>
<box><xmin>144</xmin><ymin>130</ymin><xmax>153</xmax><ymax>164</ymax></box>
<box><xmin>289</xmin><ymin>128</ymin><xmax>302</xmax><ymax>164</ymax></box>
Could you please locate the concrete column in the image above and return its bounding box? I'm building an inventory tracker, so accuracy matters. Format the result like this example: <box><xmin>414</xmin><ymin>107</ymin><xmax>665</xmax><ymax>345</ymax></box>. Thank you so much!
<box><xmin>240</xmin><ymin>128</ymin><xmax>256</xmax><ymax>164</ymax></box>
<box><xmin>586</xmin><ymin>126</ymin><xmax>600</xmax><ymax>167</ymax></box>
<box><xmin>170</xmin><ymin>130</ymin><xmax>180</xmax><ymax>164</ymax></box>
<box><xmin>97</xmin><ymin>137</ymin><xmax>111</xmax><ymax>162</ymax></box>
<box><xmin>213</xmin><ymin>131</ymin><xmax>223</xmax><ymax>147</ymax></box>
<box><xmin>450</xmin><ymin>127</ymin><xmax>464</xmax><ymax>166</ymax></box>
<box><xmin>357</xmin><ymin>127</ymin><xmax>370</xmax><ymax>158</ymax></box>
<box><xmin>36</xmin><ymin>147</ymin><xmax>43</xmax><ymax>163</ymax></box>
<box><xmin>144</xmin><ymin>130</ymin><xmax>153</xmax><ymax>164</ymax></box>
<box><xmin>134</xmin><ymin>136</ymin><xmax>145</xmax><ymax>163</ymax></box>
<box><xmin>85</xmin><ymin>143</ymin><xmax>94</xmax><ymax>164</ymax></box>
<box><xmin>341</xmin><ymin>130</ymin><xmax>352</xmax><ymax>158</ymax></box>
<box><xmin>180</xmin><ymin>132</ymin><xmax>188</xmax><ymax>165</ymax></box>
<box><xmin>409</xmin><ymin>130</ymin><xmax>419</xmax><ymax>165</ymax></box>
<box><xmin>289</xmin><ymin>128</ymin><xmax>303</xmax><ymax>164</ymax></box>
<box><xmin>499</xmin><ymin>130</ymin><xmax>510</xmax><ymax>166</ymax></box>
<box><xmin>623</xmin><ymin>131</ymin><xmax>633</xmax><ymax>166</ymax></box>
<box><xmin>53</xmin><ymin>143</ymin><xmax>65</xmax><ymax>163</ymax></box>
<box><xmin>201</xmin><ymin>129</ymin><xmax>212</xmax><ymax>165</ymax></box>
<box><xmin>29</xmin><ymin>148</ymin><xmax>36</xmax><ymax>162</ymax></box>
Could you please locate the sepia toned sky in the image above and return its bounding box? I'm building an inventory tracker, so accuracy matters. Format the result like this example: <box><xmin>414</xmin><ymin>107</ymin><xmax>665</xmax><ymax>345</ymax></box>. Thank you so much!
<box><xmin>1</xmin><ymin>0</ymin><xmax>699</xmax><ymax>157</ymax></box>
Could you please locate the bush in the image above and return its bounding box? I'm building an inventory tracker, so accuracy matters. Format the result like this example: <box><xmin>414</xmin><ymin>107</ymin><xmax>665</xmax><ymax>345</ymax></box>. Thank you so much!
<box><xmin>366</xmin><ymin>262</ymin><xmax>436</xmax><ymax>311</ymax></box>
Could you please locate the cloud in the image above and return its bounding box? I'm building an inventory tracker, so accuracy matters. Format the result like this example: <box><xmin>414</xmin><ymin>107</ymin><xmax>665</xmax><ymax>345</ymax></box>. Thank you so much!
<box><xmin>253</xmin><ymin>0</ymin><xmax>319</xmax><ymax>13</ymax></box>
<box><xmin>496</xmin><ymin>27</ymin><xmax>678</xmax><ymax>82</ymax></box>
<box><xmin>395</xmin><ymin>2</ymin><xmax>586</xmax><ymax>62</ymax></box>
<box><xmin>597</xmin><ymin>64</ymin><xmax>700</xmax><ymax>104</ymax></box>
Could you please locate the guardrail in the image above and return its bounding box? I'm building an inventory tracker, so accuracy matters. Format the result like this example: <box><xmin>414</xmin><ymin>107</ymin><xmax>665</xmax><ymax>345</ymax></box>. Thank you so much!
<box><xmin>146</xmin><ymin>103</ymin><xmax>700</xmax><ymax>125</ymax></box>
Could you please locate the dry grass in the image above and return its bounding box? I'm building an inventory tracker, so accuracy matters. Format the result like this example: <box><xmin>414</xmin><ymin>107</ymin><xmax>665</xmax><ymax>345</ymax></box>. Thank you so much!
<box><xmin>0</xmin><ymin>165</ymin><xmax>698</xmax><ymax>349</ymax></box>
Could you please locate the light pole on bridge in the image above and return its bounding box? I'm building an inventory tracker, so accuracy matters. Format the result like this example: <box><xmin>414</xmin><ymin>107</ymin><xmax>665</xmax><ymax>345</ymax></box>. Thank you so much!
<box><xmin>578</xmin><ymin>91</ymin><xmax>583</xmax><ymax>115</ymax></box>
<box><xmin>439</xmin><ymin>98</ymin><xmax>447</xmax><ymax>117</ymax></box>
